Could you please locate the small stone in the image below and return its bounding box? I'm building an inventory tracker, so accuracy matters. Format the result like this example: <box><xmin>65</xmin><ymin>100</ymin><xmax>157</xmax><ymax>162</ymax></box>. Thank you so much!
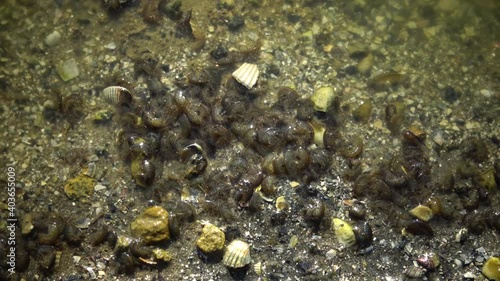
<box><xmin>44</xmin><ymin>31</ymin><xmax>61</xmax><ymax>47</ymax></box>
<box><xmin>93</xmin><ymin>109</ymin><xmax>113</xmax><ymax>123</ymax></box>
<box><xmin>105</xmin><ymin>42</ymin><xmax>116</xmax><ymax>50</ymax></box>
<box><xmin>219</xmin><ymin>0</ymin><xmax>235</xmax><ymax>8</ymax></box>
<box><xmin>20</xmin><ymin>213</ymin><xmax>34</xmax><ymax>235</ymax></box>
<box><xmin>352</xmin><ymin>100</ymin><xmax>373</xmax><ymax>123</ymax></box>
<box><xmin>196</xmin><ymin>223</ymin><xmax>225</xmax><ymax>253</ymax></box>
<box><xmin>57</xmin><ymin>59</ymin><xmax>80</xmax><ymax>81</ymax></box>
<box><xmin>409</xmin><ymin>205</ymin><xmax>434</xmax><ymax>222</ymax></box>
<box><xmin>373</xmin><ymin>119</ymin><xmax>384</xmax><ymax>129</ymax></box>
<box><xmin>432</xmin><ymin>131</ymin><xmax>444</xmax><ymax>146</ymax></box>
<box><xmin>477</xmin><ymin>168</ymin><xmax>496</xmax><ymax>190</ymax></box>
<box><xmin>311</xmin><ymin>87</ymin><xmax>335</xmax><ymax>112</ymax></box>
<box><xmin>357</xmin><ymin>52</ymin><xmax>373</xmax><ymax>75</ymax></box>
<box><xmin>463</xmin><ymin>272</ymin><xmax>476</xmax><ymax>279</ymax></box>
<box><xmin>73</xmin><ymin>256</ymin><xmax>82</xmax><ymax>264</ymax></box>
<box><xmin>94</xmin><ymin>184</ymin><xmax>106</xmax><ymax>192</ymax></box>
<box><xmin>152</xmin><ymin>248</ymin><xmax>173</xmax><ymax>263</ymax></box>
<box><xmin>326</xmin><ymin>249</ymin><xmax>337</xmax><ymax>259</ymax></box>
<box><xmin>482</xmin><ymin>257</ymin><xmax>500</xmax><ymax>281</ymax></box>
<box><xmin>227</xmin><ymin>16</ymin><xmax>244</xmax><ymax>31</ymax></box>
<box><xmin>131</xmin><ymin>206</ymin><xmax>170</xmax><ymax>244</ymax></box>
<box><xmin>480</xmin><ymin>89</ymin><xmax>492</xmax><ymax>98</ymax></box>
<box><xmin>115</xmin><ymin>235</ymin><xmax>133</xmax><ymax>251</ymax></box>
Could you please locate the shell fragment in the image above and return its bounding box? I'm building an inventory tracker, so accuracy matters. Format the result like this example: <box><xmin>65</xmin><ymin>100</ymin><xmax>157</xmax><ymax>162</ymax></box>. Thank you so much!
<box><xmin>232</xmin><ymin>63</ymin><xmax>259</xmax><ymax>89</ymax></box>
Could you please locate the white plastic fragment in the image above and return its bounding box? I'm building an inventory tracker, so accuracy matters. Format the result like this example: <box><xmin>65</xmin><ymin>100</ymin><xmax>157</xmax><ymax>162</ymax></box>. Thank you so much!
<box><xmin>232</xmin><ymin>63</ymin><xmax>259</xmax><ymax>89</ymax></box>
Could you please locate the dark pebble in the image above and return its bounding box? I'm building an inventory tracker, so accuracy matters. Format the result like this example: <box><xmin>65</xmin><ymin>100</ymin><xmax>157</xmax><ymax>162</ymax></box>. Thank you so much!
<box><xmin>442</xmin><ymin>85</ymin><xmax>460</xmax><ymax>103</ymax></box>
<box><xmin>287</xmin><ymin>14</ymin><xmax>301</xmax><ymax>23</ymax></box>
<box><xmin>270</xmin><ymin>212</ymin><xmax>287</xmax><ymax>226</ymax></box>
<box><xmin>210</xmin><ymin>45</ymin><xmax>228</xmax><ymax>60</ymax></box>
<box><xmin>227</xmin><ymin>16</ymin><xmax>245</xmax><ymax>31</ymax></box>
<box><xmin>345</xmin><ymin>65</ymin><xmax>358</xmax><ymax>76</ymax></box>
<box><xmin>267</xmin><ymin>64</ymin><xmax>280</xmax><ymax>77</ymax></box>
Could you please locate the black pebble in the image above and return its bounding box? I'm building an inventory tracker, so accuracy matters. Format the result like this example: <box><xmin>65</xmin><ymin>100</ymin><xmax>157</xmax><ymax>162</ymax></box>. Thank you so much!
<box><xmin>210</xmin><ymin>45</ymin><xmax>228</xmax><ymax>60</ymax></box>
<box><xmin>270</xmin><ymin>212</ymin><xmax>287</xmax><ymax>226</ymax></box>
<box><xmin>345</xmin><ymin>65</ymin><xmax>358</xmax><ymax>76</ymax></box>
<box><xmin>443</xmin><ymin>85</ymin><xmax>460</xmax><ymax>103</ymax></box>
<box><xmin>227</xmin><ymin>16</ymin><xmax>245</xmax><ymax>31</ymax></box>
<box><xmin>287</xmin><ymin>14</ymin><xmax>301</xmax><ymax>23</ymax></box>
<box><xmin>267</xmin><ymin>64</ymin><xmax>280</xmax><ymax>77</ymax></box>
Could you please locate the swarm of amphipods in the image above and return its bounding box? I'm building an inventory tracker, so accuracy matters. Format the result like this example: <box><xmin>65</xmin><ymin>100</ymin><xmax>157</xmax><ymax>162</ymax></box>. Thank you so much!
<box><xmin>102</xmin><ymin>86</ymin><xmax>133</xmax><ymax>105</ymax></box>
<box><xmin>223</xmin><ymin>240</ymin><xmax>251</xmax><ymax>268</ymax></box>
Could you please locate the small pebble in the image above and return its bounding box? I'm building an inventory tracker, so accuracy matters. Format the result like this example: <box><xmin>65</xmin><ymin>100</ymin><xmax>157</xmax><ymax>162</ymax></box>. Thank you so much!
<box><xmin>45</xmin><ymin>31</ymin><xmax>61</xmax><ymax>47</ymax></box>
<box><xmin>105</xmin><ymin>42</ymin><xmax>116</xmax><ymax>50</ymax></box>
<box><xmin>480</xmin><ymin>89</ymin><xmax>492</xmax><ymax>98</ymax></box>
<box><xmin>463</xmin><ymin>272</ymin><xmax>476</xmax><ymax>279</ymax></box>
<box><xmin>57</xmin><ymin>59</ymin><xmax>80</xmax><ymax>81</ymax></box>
<box><xmin>94</xmin><ymin>184</ymin><xmax>106</xmax><ymax>191</ymax></box>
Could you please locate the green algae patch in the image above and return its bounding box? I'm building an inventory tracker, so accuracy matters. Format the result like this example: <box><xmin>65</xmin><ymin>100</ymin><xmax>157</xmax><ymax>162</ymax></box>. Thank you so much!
<box><xmin>64</xmin><ymin>174</ymin><xmax>95</xmax><ymax>200</ymax></box>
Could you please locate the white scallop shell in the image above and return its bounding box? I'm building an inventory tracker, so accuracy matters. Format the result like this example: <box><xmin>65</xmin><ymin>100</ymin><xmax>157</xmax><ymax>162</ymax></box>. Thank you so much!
<box><xmin>102</xmin><ymin>86</ymin><xmax>132</xmax><ymax>105</ymax></box>
<box><xmin>223</xmin><ymin>239</ymin><xmax>251</xmax><ymax>268</ymax></box>
<box><xmin>232</xmin><ymin>63</ymin><xmax>259</xmax><ymax>89</ymax></box>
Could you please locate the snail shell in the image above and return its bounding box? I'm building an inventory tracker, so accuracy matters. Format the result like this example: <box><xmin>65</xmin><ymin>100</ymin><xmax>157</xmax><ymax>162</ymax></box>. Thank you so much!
<box><xmin>223</xmin><ymin>240</ymin><xmax>251</xmax><ymax>268</ymax></box>
<box><xmin>102</xmin><ymin>86</ymin><xmax>132</xmax><ymax>105</ymax></box>
<box><xmin>353</xmin><ymin>221</ymin><xmax>373</xmax><ymax>249</ymax></box>
<box><xmin>131</xmin><ymin>158</ymin><xmax>155</xmax><ymax>187</ymax></box>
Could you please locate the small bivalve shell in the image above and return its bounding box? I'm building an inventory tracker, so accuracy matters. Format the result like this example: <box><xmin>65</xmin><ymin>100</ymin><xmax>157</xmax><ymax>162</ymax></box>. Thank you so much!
<box><xmin>331</xmin><ymin>218</ymin><xmax>356</xmax><ymax>247</ymax></box>
<box><xmin>223</xmin><ymin>240</ymin><xmax>251</xmax><ymax>268</ymax></box>
<box><xmin>254</xmin><ymin>261</ymin><xmax>263</xmax><ymax>276</ymax></box>
<box><xmin>409</xmin><ymin>204</ymin><xmax>434</xmax><ymax>222</ymax></box>
<box><xmin>275</xmin><ymin>196</ymin><xmax>288</xmax><ymax>211</ymax></box>
<box><xmin>102</xmin><ymin>86</ymin><xmax>132</xmax><ymax>105</ymax></box>
<box><xmin>232</xmin><ymin>63</ymin><xmax>259</xmax><ymax>89</ymax></box>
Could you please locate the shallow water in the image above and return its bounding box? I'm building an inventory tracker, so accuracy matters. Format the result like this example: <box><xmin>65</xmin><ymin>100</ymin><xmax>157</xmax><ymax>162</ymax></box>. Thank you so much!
<box><xmin>0</xmin><ymin>0</ymin><xmax>499</xmax><ymax>280</ymax></box>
